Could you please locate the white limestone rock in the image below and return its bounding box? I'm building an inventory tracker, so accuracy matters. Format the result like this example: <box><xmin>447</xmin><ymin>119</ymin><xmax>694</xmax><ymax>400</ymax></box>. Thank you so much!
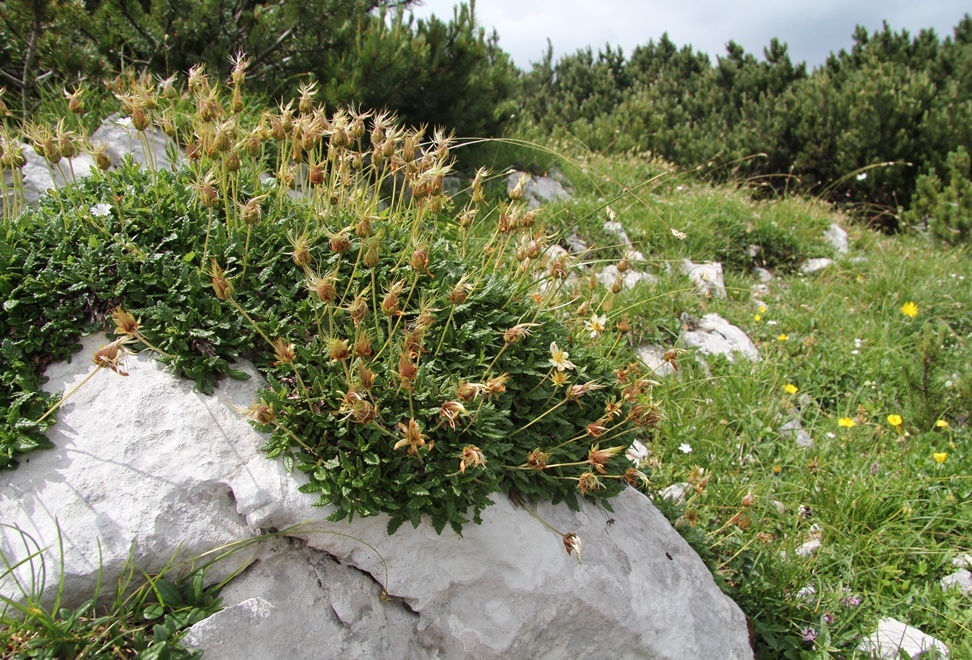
<box><xmin>858</xmin><ymin>618</ymin><xmax>949</xmax><ymax>659</ymax></box>
<box><xmin>89</xmin><ymin>114</ymin><xmax>186</xmax><ymax>172</ymax></box>
<box><xmin>680</xmin><ymin>313</ymin><xmax>759</xmax><ymax>363</ymax></box>
<box><xmin>824</xmin><ymin>223</ymin><xmax>849</xmax><ymax>254</ymax></box>
<box><xmin>603</xmin><ymin>220</ymin><xmax>633</xmax><ymax>246</ymax></box>
<box><xmin>752</xmin><ymin>267</ymin><xmax>773</xmax><ymax>283</ymax></box>
<box><xmin>636</xmin><ymin>344</ymin><xmax>676</xmax><ymax>378</ymax></box>
<box><xmin>681</xmin><ymin>259</ymin><xmax>727</xmax><ymax>298</ymax></box>
<box><xmin>506</xmin><ymin>171</ymin><xmax>571</xmax><ymax>210</ymax></box>
<box><xmin>1</xmin><ymin>333</ymin><xmax>755</xmax><ymax>660</ymax></box>
<box><xmin>2</xmin><ymin>114</ymin><xmax>185</xmax><ymax>217</ymax></box>
<box><xmin>564</xmin><ymin>231</ymin><xmax>589</xmax><ymax>255</ymax></box>
<box><xmin>779</xmin><ymin>419</ymin><xmax>814</xmax><ymax>448</ymax></box>
<box><xmin>597</xmin><ymin>264</ymin><xmax>657</xmax><ymax>290</ymax></box>
<box><xmin>0</xmin><ymin>333</ymin><xmax>265</xmax><ymax>603</ymax></box>
<box><xmin>657</xmin><ymin>482</ymin><xmax>692</xmax><ymax>506</ymax></box>
<box><xmin>940</xmin><ymin>568</ymin><xmax>972</xmax><ymax>596</ymax></box>
<box><xmin>2</xmin><ymin>143</ymin><xmax>97</xmax><ymax>210</ymax></box>
<box><xmin>800</xmin><ymin>258</ymin><xmax>833</xmax><ymax>274</ymax></box>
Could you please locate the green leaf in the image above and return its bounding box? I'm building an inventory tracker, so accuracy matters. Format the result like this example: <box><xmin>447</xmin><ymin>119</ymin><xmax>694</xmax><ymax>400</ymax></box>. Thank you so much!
<box><xmin>142</xmin><ymin>604</ymin><xmax>165</xmax><ymax>620</ymax></box>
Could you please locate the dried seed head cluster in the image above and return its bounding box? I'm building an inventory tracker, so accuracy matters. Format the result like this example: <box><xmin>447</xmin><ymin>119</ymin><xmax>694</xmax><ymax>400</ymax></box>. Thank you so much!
<box><xmin>38</xmin><ymin>63</ymin><xmax>662</xmax><ymax>543</ymax></box>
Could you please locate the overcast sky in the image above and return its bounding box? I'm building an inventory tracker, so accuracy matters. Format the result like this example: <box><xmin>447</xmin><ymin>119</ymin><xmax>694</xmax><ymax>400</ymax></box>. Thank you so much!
<box><xmin>409</xmin><ymin>0</ymin><xmax>970</xmax><ymax>70</ymax></box>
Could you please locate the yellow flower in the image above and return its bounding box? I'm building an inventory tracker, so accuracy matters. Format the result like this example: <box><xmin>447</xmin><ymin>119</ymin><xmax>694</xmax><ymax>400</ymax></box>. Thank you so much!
<box><xmin>935</xmin><ymin>420</ymin><xmax>950</xmax><ymax>429</ymax></box>
<box><xmin>784</xmin><ymin>383</ymin><xmax>798</xmax><ymax>395</ymax></box>
<box><xmin>754</xmin><ymin>314</ymin><xmax>762</xmax><ymax>322</ymax></box>
<box><xmin>758</xmin><ymin>305</ymin><xmax>767</xmax><ymax>314</ymax></box>
<box><xmin>838</xmin><ymin>417</ymin><xmax>856</xmax><ymax>428</ymax></box>
<box><xmin>777</xmin><ymin>333</ymin><xmax>789</xmax><ymax>341</ymax></box>
<box><xmin>887</xmin><ymin>414</ymin><xmax>903</xmax><ymax>428</ymax></box>
<box><xmin>933</xmin><ymin>452</ymin><xmax>948</xmax><ymax>464</ymax></box>
<box><xmin>900</xmin><ymin>301</ymin><xmax>919</xmax><ymax>318</ymax></box>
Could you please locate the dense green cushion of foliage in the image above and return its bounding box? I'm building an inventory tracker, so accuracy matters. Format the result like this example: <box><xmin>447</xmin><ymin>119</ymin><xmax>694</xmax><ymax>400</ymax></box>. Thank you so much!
<box><xmin>0</xmin><ymin>161</ymin><xmax>647</xmax><ymax>536</ymax></box>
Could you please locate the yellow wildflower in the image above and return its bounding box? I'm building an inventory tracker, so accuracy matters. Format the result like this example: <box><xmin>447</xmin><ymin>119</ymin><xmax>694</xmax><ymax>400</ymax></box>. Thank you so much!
<box><xmin>900</xmin><ymin>301</ymin><xmax>919</xmax><ymax>318</ymax></box>
<box><xmin>935</xmin><ymin>420</ymin><xmax>949</xmax><ymax>429</ymax></box>
<box><xmin>838</xmin><ymin>417</ymin><xmax>856</xmax><ymax>428</ymax></box>
<box><xmin>933</xmin><ymin>452</ymin><xmax>947</xmax><ymax>464</ymax></box>
<box><xmin>784</xmin><ymin>383</ymin><xmax>798</xmax><ymax>395</ymax></box>
<box><xmin>887</xmin><ymin>414</ymin><xmax>903</xmax><ymax>429</ymax></box>
<box><xmin>777</xmin><ymin>333</ymin><xmax>789</xmax><ymax>342</ymax></box>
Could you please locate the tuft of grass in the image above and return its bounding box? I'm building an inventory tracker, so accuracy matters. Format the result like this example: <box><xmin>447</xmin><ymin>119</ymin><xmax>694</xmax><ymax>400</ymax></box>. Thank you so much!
<box><xmin>0</xmin><ymin>524</ymin><xmax>224</xmax><ymax>659</ymax></box>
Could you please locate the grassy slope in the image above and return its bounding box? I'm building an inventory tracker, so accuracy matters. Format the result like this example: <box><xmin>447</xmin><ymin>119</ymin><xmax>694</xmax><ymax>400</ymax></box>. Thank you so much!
<box><xmin>535</xmin><ymin>147</ymin><xmax>972</xmax><ymax>657</ymax></box>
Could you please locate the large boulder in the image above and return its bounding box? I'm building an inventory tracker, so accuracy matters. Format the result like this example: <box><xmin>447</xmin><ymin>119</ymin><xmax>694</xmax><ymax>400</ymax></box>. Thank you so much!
<box><xmin>1</xmin><ymin>333</ymin><xmax>754</xmax><ymax>659</ymax></box>
<box><xmin>2</xmin><ymin>115</ymin><xmax>185</xmax><ymax>217</ymax></box>
<box><xmin>89</xmin><ymin>114</ymin><xmax>186</xmax><ymax>172</ymax></box>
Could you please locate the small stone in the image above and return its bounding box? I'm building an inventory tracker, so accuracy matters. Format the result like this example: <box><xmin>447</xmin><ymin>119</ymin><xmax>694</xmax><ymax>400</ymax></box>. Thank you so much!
<box><xmin>602</xmin><ymin>220</ymin><xmax>633</xmax><ymax>247</ymax></box>
<box><xmin>752</xmin><ymin>267</ymin><xmax>773</xmax><ymax>283</ymax></box>
<box><xmin>635</xmin><ymin>345</ymin><xmax>676</xmax><ymax>378</ymax></box>
<box><xmin>564</xmin><ymin>232</ymin><xmax>589</xmax><ymax>255</ymax></box>
<box><xmin>681</xmin><ymin>260</ymin><xmax>727</xmax><ymax>298</ymax></box>
<box><xmin>800</xmin><ymin>258</ymin><xmax>833</xmax><ymax>274</ymax></box>
<box><xmin>778</xmin><ymin>419</ymin><xmax>814</xmax><ymax>448</ymax></box>
<box><xmin>858</xmin><ymin>617</ymin><xmax>949</xmax><ymax>659</ymax></box>
<box><xmin>506</xmin><ymin>171</ymin><xmax>571</xmax><ymax>210</ymax></box>
<box><xmin>657</xmin><ymin>482</ymin><xmax>691</xmax><ymax>506</ymax></box>
<box><xmin>795</xmin><ymin>524</ymin><xmax>823</xmax><ymax>557</ymax></box>
<box><xmin>597</xmin><ymin>264</ymin><xmax>657</xmax><ymax>290</ymax></box>
<box><xmin>951</xmin><ymin>553</ymin><xmax>972</xmax><ymax>569</ymax></box>
<box><xmin>679</xmin><ymin>313</ymin><xmax>759</xmax><ymax>363</ymax></box>
<box><xmin>824</xmin><ymin>223</ymin><xmax>849</xmax><ymax>254</ymax></box>
<box><xmin>940</xmin><ymin>569</ymin><xmax>972</xmax><ymax>596</ymax></box>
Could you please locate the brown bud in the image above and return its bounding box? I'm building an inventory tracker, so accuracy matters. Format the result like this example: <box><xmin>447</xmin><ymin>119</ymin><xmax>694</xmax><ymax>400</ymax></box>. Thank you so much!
<box><xmin>210</xmin><ymin>261</ymin><xmax>234</xmax><ymax>300</ymax></box>
<box><xmin>328</xmin><ymin>338</ymin><xmax>350</xmax><ymax>361</ymax></box>
<box><xmin>410</xmin><ymin>247</ymin><xmax>429</xmax><ymax>274</ymax></box>
<box><xmin>449</xmin><ymin>281</ymin><xmax>469</xmax><ymax>305</ymax></box>
<box><xmin>329</xmin><ymin>231</ymin><xmax>351</xmax><ymax>254</ymax></box>
<box><xmin>224</xmin><ymin>151</ymin><xmax>241</xmax><ymax>172</ymax></box>
<box><xmin>240</xmin><ymin>197</ymin><xmax>264</xmax><ymax>225</ymax></box>
<box><xmin>354</xmin><ymin>332</ymin><xmax>373</xmax><ymax>358</ymax></box>
<box><xmin>131</xmin><ymin>106</ymin><xmax>150</xmax><ymax>131</ymax></box>
<box><xmin>356</xmin><ymin>216</ymin><xmax>373</xmax><ymax>239</ymax></box>
<box><xmin>358</xmin><ymin>365</ymin><xmax>375</xmax><ymax>390</ymax></box>
<box><xmin>307</xmin><ymin>274</ymin><xmax>337</xmax><ymax>302</ymax></box>
<box><xmin>95</xmin><ymin>150</ymin><xmax>112</xmax><ymax>171</ymax></box>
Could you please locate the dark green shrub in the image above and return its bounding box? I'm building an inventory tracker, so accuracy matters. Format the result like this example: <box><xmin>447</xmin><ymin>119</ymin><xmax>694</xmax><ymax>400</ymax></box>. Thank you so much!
<box><xmin>905</xmin><ymin>147</ymin><xmax>972</xmax><ymax>244</ymax></box>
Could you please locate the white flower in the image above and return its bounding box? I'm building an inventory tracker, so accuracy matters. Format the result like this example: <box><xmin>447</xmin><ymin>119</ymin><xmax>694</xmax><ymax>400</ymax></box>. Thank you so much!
<box><xmin>670</xmin><ymin>228</ymin><xmax>687</xmax><ymax>240</ymax></box>
<box><xmin>826</xmin><ymin>432</ymin><xmax>836</xmax><ymax>439</ymax></box>
<box><xmin>678</xmin><ymin>443</ymin><xmax>692</xmax><ymax>454</ymax></box>
<box><xmin>584</xmin><ymin>313</ymin><xmax>607</xmax><ymax>339</ymax></box>
<box><xmin>115</xmin><ymin>117</ymin><xmax>133</xmax><ymax>128</ymax></box>
<box><xmin>851</xmin><ymin>350</ymin><xmax>859</xmax><ymax>355</ymax></box>
<box><xmin>855</xmin><ymin>172</ymin><xmax>867</xmax><ymax>181</ymax></box>
<box><xmin>626</xmin><ymin>439</ymin><xmax>650</xmax><ymax>466</ymax></box>
<box><xmin>548</xmin><ymin>342</ymin><xmax>576</xmax><ymax>372</ymax></box>
<box><xmin>606</xmin><ymin>206</ymin><xmax>616</xmax><ymax>222</ymax></box>
<box><xmin>90</xmin><ymin>203</ymin><xmax>113</xmax><ymax>217</ymax></box>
